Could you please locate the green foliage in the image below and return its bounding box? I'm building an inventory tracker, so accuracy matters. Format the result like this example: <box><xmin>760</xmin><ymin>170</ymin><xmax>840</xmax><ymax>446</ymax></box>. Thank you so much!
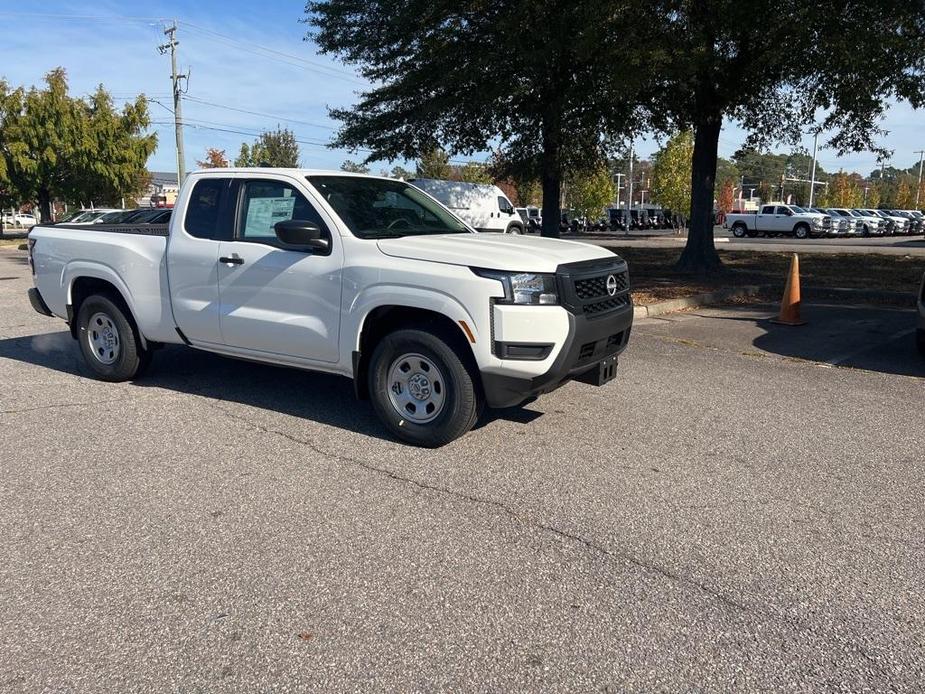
<box><xmin>0</xmin><ymin>68</ymin><xmax>156</xmax><ymax>218</ymax></box>
<box><xmin>826</xmin><ymin>173</ymin><xmax>864</xmax><ymax>208</ymax></box>
<box><xmin>388</xmin><ymin>165</ymin><xmax>413</xmax><ymax>180</ymax></box>
<box><xmin>651</xmin><ymin>131</ymin><xmax>694</xmax><ymax>221</ymax></box>
<box><xmin>457</xmin><ymin>162</ymin><xmax>491</xmax><ymax>183</ymax></box>
<box><xmin>714</xmin><ymin>157</ymin><xmax>740</xmax><ymax>198</ymax></box>
<box><xmin>565</xmin><ymin>165</ymin><xmax>616</xmax><ymax>221</ymax></box>
<box><xmin>415</xmin><ymin>148</ymin><xmax>451</xmax><ymax>179</ymax></box>
<box><xmin>234</xmin><ymin>127</ymin><xmax>300</xmax><ymax>167</ymax></box>
<box><xmin>340</xmin><ymin>159</ymin><xmax>370</xmax><ymax>173</ymax></box>
<box><xmin>307</xmin><ymin>0</ymin><xmax>650</xmax><ymax>236</ymax></box>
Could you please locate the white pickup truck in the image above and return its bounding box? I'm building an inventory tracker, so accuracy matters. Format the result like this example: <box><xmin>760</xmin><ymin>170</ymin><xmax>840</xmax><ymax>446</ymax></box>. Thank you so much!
<box><xmin>27</xmin><ymin>169</ymin><xmax>633</xmax><ymax>446</ymax></box>
<box><xmin>725</xmin><ymin>204</ymin><xmax>832</xmax><ymax>239</ymax></box>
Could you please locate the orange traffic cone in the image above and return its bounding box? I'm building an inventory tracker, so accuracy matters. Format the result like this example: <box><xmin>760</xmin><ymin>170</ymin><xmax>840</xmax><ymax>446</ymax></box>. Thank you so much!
<box><xmin>770</xmin><ymin>253</ymin><xmax>807</xmax><ymax>326</ymax></box>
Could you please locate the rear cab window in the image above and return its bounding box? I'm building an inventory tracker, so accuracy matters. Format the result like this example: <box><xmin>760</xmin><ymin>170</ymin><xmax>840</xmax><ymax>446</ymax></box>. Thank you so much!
<box><xmin>184</xmin><ymin>178</ymin><xmax>228</xmax><ymax>239</ymax></box>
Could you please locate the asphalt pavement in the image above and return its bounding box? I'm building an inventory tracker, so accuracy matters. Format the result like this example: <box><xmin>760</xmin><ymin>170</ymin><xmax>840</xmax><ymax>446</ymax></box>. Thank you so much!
<box><xmin>1</xmin><ymin>248</ymin><xmax>923</xmax><ymax>692</ymax></box>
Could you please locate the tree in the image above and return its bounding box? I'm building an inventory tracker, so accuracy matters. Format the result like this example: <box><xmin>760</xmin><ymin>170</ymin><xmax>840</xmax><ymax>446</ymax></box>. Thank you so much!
<box><xmin>415</xmin><ymin>148</ymin><xmax>451</xmax><ymax>179</ymax></box>
<box><xmin>565</xmin><ymin>165</ymin><xmax>616</xmax><ymax>221</ymax></box>
<box><xmin>649</xmin><ymin>0</ymin><xmax>925</xmax><ymax>272</ymax></box>
<box><xmin>0</xmin><ymin>69</ymin><xmax>155</xmax><ymax>219</ymax></box>
<box><xmin>717</xmin><ymin>179</ymin><xmax>735</xmax><ymax>216</ymax></box>
<box><xmin>388</xmin><ymin>165</ymin><xmax>413</xmax><ymax>180</ymax></box>
<box><xmin>867</xmin><ymin>184</ymin><xmax>881</xmax><ymax>209</ymax></box>
<box><xmin>894</xmin><ymin>176</ymin><xmax>914</xmax><ymax>209</ymax></box>
<box><xmin>651</xmin><ymin>131</ymin><xmax>694</xmax><ymax>229</ymax></box>
<box><xmin>715</xmin><ymin>157</ymin><xmax>740</xmax><ymax>199</ymax></box>
<box><xmin>340</xmin><ymin>159</ymin><xmax>369</xmax><ymax>173</ymax></box>
<box><xmin>234</xmin><ymin>127</ymin><xmax>300</xmax><ymax>167</ymax></box>
<box><xmin>197</xmin><ymin>147</ymin><xmax>229</xmax><ymax>168</ymax></box>
<box><xmin>307</xmin><ymin>0</ymin><xmax>649</xmax><ymax>237</ymax></box>
<box><xmin>458</xmin><ymin>161</ymin><xmax>491</xmax><ymax>183</ymax></box>
<box><xmin>828</xmin><ymin>172</ymin><xmax>863</xmax><ymax>208</ymax></box>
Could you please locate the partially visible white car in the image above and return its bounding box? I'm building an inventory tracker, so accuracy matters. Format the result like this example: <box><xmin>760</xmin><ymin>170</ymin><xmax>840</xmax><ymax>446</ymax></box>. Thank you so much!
<box><xmin>4</xmin><ymin>213</ymin><xmax>38</xmax><ymax>228</ymax></box>
<box><xmin>409</xmin><ymin>179</ymin><xmax>524</xmax><ymax>234</ymax></box>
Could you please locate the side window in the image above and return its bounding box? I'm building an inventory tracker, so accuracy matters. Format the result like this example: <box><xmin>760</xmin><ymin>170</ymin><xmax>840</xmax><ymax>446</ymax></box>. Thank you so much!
<box><xmin>776</xmin><ymin>206</ymin><xmax>788</xmax><ymax>215</ymax></box>
<box><xmin>185</xmin><ymin>178</ymin><xmax>227</xmax><ymax>239</ymax></box>
<box><xmin>237</xmin><ymin>180</ymin><xmax>328</xmax><ymax>245</ymax></box>
<box><xmin>497</xmin><ymin>196</ymin><xmax>512</xmax><ymax>214</ymax></box>
<box><xmin>760</xmin><ymin>205</ymin><xmax>774</xmax><ymax>214</ymax></box>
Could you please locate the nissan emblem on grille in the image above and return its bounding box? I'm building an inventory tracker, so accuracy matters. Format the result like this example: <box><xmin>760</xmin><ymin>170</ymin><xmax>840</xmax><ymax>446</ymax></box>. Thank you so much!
<box><xmin>606</xmin><ymin>275</ymin><xmax>618</xmax><ymax>296</ymax></box>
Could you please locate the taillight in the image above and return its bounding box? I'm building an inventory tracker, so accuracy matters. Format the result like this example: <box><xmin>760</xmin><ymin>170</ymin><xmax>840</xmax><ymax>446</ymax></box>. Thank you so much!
<box><xmin>27</xmin><ymin>237</ymin><xmax>36</xmax><ymax>275</ymax></box>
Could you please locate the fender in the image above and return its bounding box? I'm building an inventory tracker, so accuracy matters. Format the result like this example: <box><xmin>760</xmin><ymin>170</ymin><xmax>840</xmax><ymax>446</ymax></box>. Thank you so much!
<box><xmin>347</xmin><ymin>283</ymin><xmax>484</xmax><ymax>353</ymax></box>
<box><xmin>62</xmin><ymin>261</ymin><xmax>151</xmax><ymax>349</ymax></box>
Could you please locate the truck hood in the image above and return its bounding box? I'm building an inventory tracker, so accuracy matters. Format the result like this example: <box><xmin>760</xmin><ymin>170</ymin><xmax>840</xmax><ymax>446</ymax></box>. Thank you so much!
<box><xmin>376</xmin><ymin>233</ymin><xmax>616</xmax><ymax>272</ymax></box>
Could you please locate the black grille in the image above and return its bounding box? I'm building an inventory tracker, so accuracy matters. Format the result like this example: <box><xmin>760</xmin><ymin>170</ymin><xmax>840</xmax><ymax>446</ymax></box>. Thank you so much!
<box><xmin>584</xmin><ymin>295</ymin><xmax>631</xmax><ymax>315</ymax></box>
<box><xmin>574</xmin><ymin>272</ymin><xmax>628</xmax><ymax>300</ymax></box>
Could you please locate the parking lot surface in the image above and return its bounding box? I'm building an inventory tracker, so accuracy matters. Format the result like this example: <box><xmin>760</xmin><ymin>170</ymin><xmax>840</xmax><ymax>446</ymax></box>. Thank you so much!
<box><xmin>1</xmin><ymin>248</ymin><xmax>923</xmax><ymax>691</ymax></box>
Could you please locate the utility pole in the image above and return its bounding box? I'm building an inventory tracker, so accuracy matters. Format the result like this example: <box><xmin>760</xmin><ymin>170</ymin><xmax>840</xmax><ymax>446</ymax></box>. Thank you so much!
<box><xmin>808</xmin><ymin>131</ymin><xmax>819</xmax><ymax>207</ymax></box>
<box><xmin>915</xmin><ymin>150</ymin><xmax>924</xmax><ymax>208</ymax></box>
<box><xmin>159</xmin><ymin>23</ymin><xmax>187</xmax><ymax>187</ymax></box>
<box><xmin>626</xmin><ymin>143</ymin><xmax>634</xmax><ymax>236</ymax></box>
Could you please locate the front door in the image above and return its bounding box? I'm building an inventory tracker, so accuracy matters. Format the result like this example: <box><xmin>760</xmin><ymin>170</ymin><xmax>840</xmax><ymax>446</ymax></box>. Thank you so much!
<box><xmin>217</xmin><ymin>177</ymin><xmax>343</xmax><ymax>363</ymax></box>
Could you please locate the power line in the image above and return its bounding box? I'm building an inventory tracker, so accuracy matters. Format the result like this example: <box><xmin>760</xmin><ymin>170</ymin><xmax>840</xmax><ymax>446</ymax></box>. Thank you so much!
<box><xmin>182</xmin><ymin>96</ymin><xmax>336</xmax><ymax>131</ymax></box>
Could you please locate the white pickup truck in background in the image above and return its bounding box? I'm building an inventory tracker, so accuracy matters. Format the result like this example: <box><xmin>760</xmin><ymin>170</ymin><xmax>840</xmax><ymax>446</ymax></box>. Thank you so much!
<box><xmin>27</xmin><ymin>169</ymin><xmax>633</xmax><ymax>446</ymax></box>
<box><xmin>725</xmin><ymin>204</ymin><xmax>832</xmax><ymax>239</ymax></box>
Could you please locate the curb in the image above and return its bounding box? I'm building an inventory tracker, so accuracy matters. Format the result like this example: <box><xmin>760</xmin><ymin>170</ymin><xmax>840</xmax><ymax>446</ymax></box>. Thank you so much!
<box><xmin>634</xmin><ymin>285</ymin><xmax>764</xmax><ymax>319</ymax></box>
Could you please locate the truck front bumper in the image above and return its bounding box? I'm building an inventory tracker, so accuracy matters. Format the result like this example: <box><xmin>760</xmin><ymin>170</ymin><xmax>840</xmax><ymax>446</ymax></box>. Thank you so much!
<box><xmin>481</xmin><ymin>304</ymin><xmax>633</xmax><ymax>408</ymax></box>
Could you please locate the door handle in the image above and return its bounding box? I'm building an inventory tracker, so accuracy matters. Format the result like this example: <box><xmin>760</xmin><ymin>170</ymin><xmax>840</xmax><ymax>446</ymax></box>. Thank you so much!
<box><xmin>219</xmin><ymin>255</ymin><xmax>244</xmax><ymax>265</ymax></box>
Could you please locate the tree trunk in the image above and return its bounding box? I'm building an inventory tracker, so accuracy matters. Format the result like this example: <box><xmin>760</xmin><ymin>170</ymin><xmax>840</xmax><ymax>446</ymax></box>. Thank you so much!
<box><xmin>676</xmin><ymin>114</ymin><xmax>723</xmax><ymax>273</ymax></box>
<box><xmin>38</xmin><ymin>188</ymin><xmax>53</xmax><ymax>224</ymax></box>
<box><xmin>540</xmin><ymin>116</ymin><xmax>561</xmax><ymax>238</ymax></box>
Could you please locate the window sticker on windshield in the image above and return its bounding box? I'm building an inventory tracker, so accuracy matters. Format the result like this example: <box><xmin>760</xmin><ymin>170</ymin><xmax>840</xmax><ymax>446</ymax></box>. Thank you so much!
<box><xmin>244</xmin><ymin>196</ymin><xmax>296</xmax><ymax>236</ymax></box>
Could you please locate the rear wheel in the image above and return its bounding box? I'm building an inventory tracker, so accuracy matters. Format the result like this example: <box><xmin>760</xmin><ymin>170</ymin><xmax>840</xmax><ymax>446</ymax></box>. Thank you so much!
<box><xmin>76</xmin><ymin>294</ymin><xmax>150</xmax><ymax>381</ymax></box>
<box><xmin>731</xmin><ymin>223</ymin><xmax>747</xmax><ymax>238</ymax></box>
<box><xmin>368</xmin><ymin>328</ymin><xmax>482</xmax><ymax>447</ymax></box>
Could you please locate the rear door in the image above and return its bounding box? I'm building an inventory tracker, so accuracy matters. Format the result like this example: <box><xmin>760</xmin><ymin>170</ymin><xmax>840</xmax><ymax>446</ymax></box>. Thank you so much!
<box><xmin>216</xmin><ymin>176</ymin><xmax>343</xmax><ymax>363</ymax></box>
<box><xmin>756</xmin><ymin>205</ymin><xmax>776</xmax><ymax>231</ymax></box>
<box><xmin>166</xmin><ymin>176</ymin><xmax>233</xmax><ymax>345</ymax></box>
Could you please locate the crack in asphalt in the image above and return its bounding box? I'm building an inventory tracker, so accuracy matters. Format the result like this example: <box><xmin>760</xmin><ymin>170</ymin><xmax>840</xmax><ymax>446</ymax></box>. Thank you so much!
<box><xmin>204</xmin><ymin>399</ymin><xmax>749</xmax><ymax>613</ymax></box>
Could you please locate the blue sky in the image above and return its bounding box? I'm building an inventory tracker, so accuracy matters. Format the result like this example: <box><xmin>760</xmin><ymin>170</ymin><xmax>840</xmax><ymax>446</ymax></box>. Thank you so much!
<box><xmin>1</xmin><ymin>1</ymin><xmax>921</xmax><ymax>178</ymax></box>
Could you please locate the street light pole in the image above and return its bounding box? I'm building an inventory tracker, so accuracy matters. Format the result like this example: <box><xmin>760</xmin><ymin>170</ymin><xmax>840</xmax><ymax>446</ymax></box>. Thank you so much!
<box><xmin>915</xmin><ymin>150</ymin><xmax>924</xmax><ymax>208</ymax></box>
<box><xmin>626</xmin><ymin>143</ymin><xmax>634</xmax><ymax>236</ymax></box>
<box><xmin>808</xmin><ymin>131</ymin><xmax>819</xmax><ymax>207</ymax></box>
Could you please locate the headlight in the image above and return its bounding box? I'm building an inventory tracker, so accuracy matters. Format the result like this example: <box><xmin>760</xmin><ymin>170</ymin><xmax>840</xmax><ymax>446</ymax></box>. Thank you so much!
<box><xmin>473</xmin><ymin>269</ymin><xmax>559</xmax><ymax>305</ymax></box>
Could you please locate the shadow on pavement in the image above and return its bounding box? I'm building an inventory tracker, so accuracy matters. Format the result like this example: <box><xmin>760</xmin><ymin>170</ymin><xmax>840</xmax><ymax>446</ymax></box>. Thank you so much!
<box><xmin>750</xmin><ymin>305</ymin><xmax>925</xmax><ymax>378</ymax></box>
<box><xmin>0</xmin><ymin>330</ymin><xmax>540</xmax><ymax>441</ymax></box>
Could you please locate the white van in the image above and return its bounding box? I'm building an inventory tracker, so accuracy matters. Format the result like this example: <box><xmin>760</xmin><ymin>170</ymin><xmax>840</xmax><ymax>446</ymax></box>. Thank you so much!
<box><xmin>409</xmin><ymin>179</ymin><xmax>524</xmax><ymax>234</ymax></box>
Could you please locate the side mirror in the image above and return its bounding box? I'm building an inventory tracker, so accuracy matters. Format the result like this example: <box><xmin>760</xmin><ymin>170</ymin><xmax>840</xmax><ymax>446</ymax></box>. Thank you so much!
<box><xmin>274</xmin><ymin>219</ymin><xmax>331</xmax><ymax>253</ymax></box>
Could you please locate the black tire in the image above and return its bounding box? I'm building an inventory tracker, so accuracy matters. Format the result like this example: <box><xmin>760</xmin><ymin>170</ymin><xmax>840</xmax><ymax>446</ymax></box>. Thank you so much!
<box><xmin>506</xmin><ymin>224</ymin><xmax>523</xmax><ymax>235</ymax></box>
<box><xmin>76</xmin><ymin>294</ymin><xmax>150</xmax><ymax>382</ymax></box>
<box><xmin>794</xmin><ymin>223</ymin><xmax>810</xmax><ymax>240</ymax></box>
<box><xmin>861</xmin><ymin>224</ymin><xmax>871</xmax><ymax>237</ymax></box>
<box><xmin>731</xmin><ymin>223</ymin><xmax>747</xmax><ymax>238</ymax></box>
<box><xmin>368</xmin><ymin>328</ymin><xmax>482</xmax><ymax>447</ymax></box>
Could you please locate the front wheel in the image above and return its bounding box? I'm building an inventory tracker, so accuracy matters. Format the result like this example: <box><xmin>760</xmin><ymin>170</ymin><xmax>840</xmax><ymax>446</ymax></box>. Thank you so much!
<box><xmin>368</xmin><ymin>328</ymin><xmax>482</xmax><ymax>447</ymax></box>
<box><xmin>76</xmin><ymin>294</ymin><xmax>150</xmax><ymax>382</ymax></box>
<box><xmin>506</xmin><ymin>224</ymin><xmax>523</xmax><ymax>235</ymax></box>
<box><xmin>794</xmin><ymin>224</ymin><xmax>810</xmax><ymax>240</ymax></box>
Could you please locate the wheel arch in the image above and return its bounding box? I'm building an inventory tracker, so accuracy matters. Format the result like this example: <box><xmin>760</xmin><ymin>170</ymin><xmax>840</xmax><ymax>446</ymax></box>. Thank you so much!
<box><xmin>353</xmin><ymin>304</ymin><xmax>478</xmax><ymax>400</ymax></box>
<box><xmin>68</xmin><ymin>275</ymin><xmax>146</xmax><ymax>348</ymax></box>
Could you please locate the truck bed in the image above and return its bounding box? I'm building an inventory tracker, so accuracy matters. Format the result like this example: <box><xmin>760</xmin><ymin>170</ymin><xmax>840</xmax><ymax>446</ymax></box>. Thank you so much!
<box><xmin>29</xmin><ymin>222</ymin><xmax>178</xmax><ymax>344</ymax></box>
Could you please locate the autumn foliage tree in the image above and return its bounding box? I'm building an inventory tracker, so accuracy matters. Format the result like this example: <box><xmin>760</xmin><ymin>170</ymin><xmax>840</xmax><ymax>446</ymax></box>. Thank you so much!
<box><xmin>828</xmin><ymin>172</ymin><xmax>864</xmax><ymax>208</ymax></box>
<box><xmin>197</xmin><ymin>148</ymin><xmax>229</xmax><ymax>168</ymax></box>
<box><xmin>717</xmin><ymin>179</ymin><xmax>735</xmax><ymax>216</ymax></box>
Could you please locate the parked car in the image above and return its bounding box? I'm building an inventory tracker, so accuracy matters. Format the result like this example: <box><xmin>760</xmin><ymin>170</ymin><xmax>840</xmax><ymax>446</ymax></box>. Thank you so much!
<box><xmin>725</xmin><ymin>204</ymin><xmax>832</xmax><ymax>239</ymax></box>
<box><xmin>807</xmin><ymin>207</ymin><xmax>847</xmax><ymax>236</ymax></box>
<box><xmin>122</xmin><ymin>208</ymin><xmax>173</xmax><ymax>224</ymax></box>
<box><xmin>862</xmin><ymin>209</ymin><xmax>907</xmax><ymax>235</ymax></box>
<box><xmin>27</xmin><ymin>169</ymin><xmax>633</xmax><ymax>447</ymax></box>
<box><xmin>93</xmin><ymin>210</ymin><xmax>135</xmax><ymax>224</ymax></box>
<box><xmin>845</xmin><ymin>209</ymin><xmax>887</xmax><ymax>236</ymax></box>
<box><xmin>409</xmin><ymin>179</ymin><xmax>524</xmax><ymax>234</ymax></box>
<box><xmin>607</xmin><ymin>208</ymin><xmax>628</xmax><ymax>231</ymax></box>
<box><xmin>68</xmin><ymin>209</ymin><xmax>119</xmax><ymax>225</ymax></box>
<box><xmin>820</xmin><ymin>208</ymin><xmax>860</xmax><ymax>236</ymax></box>
<box><xmin>888</xmin><ymin>210</ymin><xmax>923</xmax><ymax>235</ymax></box>
<box><xmin>3</xmin><ymin>212</ymin><xmax>38</xmax><ymax>228</ymax></box>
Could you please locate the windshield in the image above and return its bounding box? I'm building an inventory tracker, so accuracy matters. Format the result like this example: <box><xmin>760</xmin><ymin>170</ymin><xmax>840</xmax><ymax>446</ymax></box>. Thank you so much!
<box><xmin>307</xmin><ymin>176</ymin><xmax>471</xmax><ymax>239</ymax></box>
<box><xmin>790</xmin><ymin>206</ymin><xmax>807</xmax><ymax>213</ymax></box>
